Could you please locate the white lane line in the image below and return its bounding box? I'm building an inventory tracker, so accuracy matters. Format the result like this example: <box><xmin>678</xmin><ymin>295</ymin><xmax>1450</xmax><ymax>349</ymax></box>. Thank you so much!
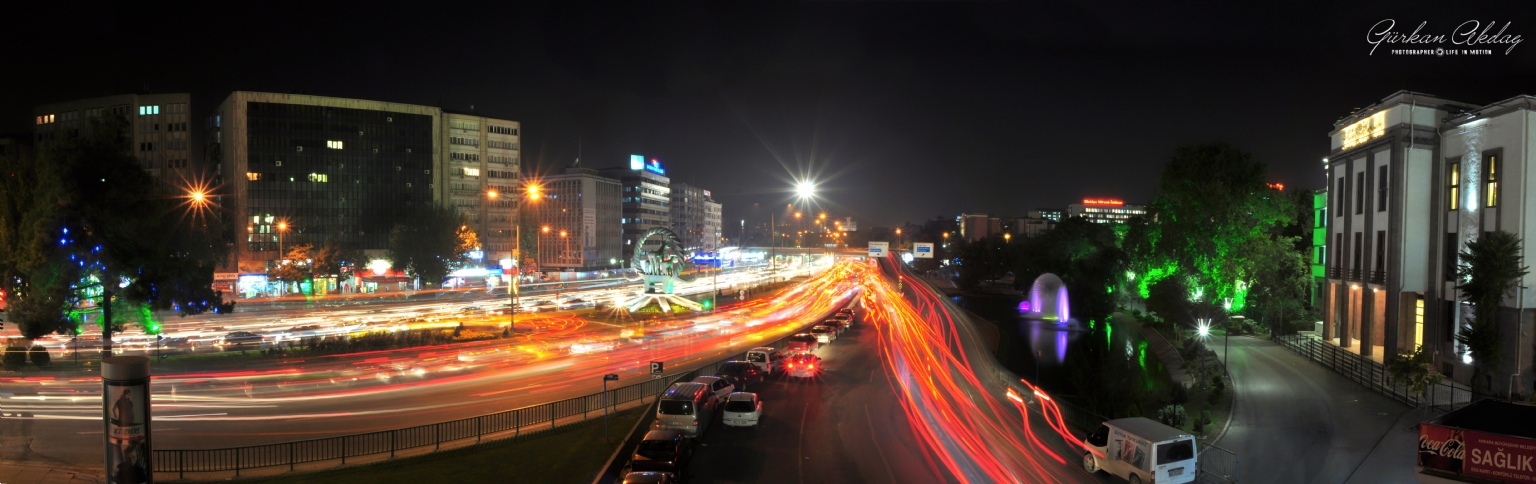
<box><xmin>865</xmin><ymin>404</ymin><xmax>900</xmax><ymax>484</ymax></box>
<box><xmin>799</xmin><ymin>401</ymin><xmax>808</xmax><ymax>484</ymax></box>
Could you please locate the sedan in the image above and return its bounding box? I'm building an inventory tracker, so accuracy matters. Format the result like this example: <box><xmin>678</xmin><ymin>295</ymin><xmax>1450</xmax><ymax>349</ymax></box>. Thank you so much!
<box><xmin>627</xmin><ymin>430</ymin><xmax>692</xmax><ymax>478</ymax></box>
<box><xmin>217</xmin><ymin>331</ymin><xmax>264</xmax><ymax>349</ymax></box>
<box><xmin>714</xmin><ymin>361</ymin><xmax>764</xmax><ymax>390</ymax></box>
<box><xmin>810</xmin><ymin>325</ymin><xmax>835</xmax><ymax>344</ymax></box>
<box><xmin>722</xmin><ymin>392</ymin><xmax>762</xmax><ymax>428</ymax></box>
<box><xmin>785</xmin><ymin>354</ymin><xmax>822</xmax><ymax>378</ymax></box>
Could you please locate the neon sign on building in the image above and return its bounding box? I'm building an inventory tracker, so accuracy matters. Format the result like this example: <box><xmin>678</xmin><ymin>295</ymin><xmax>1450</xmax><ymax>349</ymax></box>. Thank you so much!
<box><xmin>645</xmin><ymin>159</ymin><xmax>665</xmax><ymax>175</ymax></box>
<box><xmin>1082</xmin><ymin>198</ymin><xmax>1124</xmax><ymax>206</ymax></box>
<box><xmin>1340</xmin><ymin>111</ymin><xmax>1386</xmax><ymax>150</ymax></box>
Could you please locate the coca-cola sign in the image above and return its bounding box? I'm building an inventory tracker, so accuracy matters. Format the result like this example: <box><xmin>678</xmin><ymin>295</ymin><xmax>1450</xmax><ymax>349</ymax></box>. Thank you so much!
<box><xmin>1420</xmin><ymin>423</ymin><xmax>1466</xmax><ymax>474</ymax></box>
<box><xmin>1465</xmin><ymin>430</ymin><xmax>1536</xmax><ymax>483</ymax></box>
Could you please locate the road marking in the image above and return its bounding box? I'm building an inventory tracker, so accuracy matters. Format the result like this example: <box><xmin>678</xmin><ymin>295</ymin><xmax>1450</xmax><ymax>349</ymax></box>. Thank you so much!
<box><xmin>865</xmin><ymin>404</ymin><xmax>899</xmax><ymax>484</ymax></box>
<box><xmin>799</xmin><ymin>401</ymin><xmax>808</xmax><ymax>484</ymax></box>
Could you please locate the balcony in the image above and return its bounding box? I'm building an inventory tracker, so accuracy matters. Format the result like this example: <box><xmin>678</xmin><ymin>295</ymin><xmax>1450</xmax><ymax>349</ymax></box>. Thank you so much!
<box><xmin>1369</xmin><ymin>270</ymin><xmax>1386</xmax><ymax>285</ymax></box>
<box><xmin>1348</xmin><ymin>268</ymin><xmax>1362</xmax><ymax>281</ymax></box>
<box><xmin>1327</xmin><ymin>267</ymin><xmax>1342</xmax><ymax>279</ymax></box>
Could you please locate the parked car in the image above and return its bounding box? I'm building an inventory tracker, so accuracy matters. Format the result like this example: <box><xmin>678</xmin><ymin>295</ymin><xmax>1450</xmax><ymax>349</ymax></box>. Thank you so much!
<box><xmin>626</xmin><ymin>429</ymin><xmax>693</xmax><ymax>478</ymax></box>
<box><xmin>1082</xmin><ymin>417</ymin><xmax>1197</xmax><ymax>484</ymax></box>
<box><xmin>722</xmin><ymin>392</ymin><xmax>762</xmax><ymax>428</ymax></box>
<box><xmin>786</xmin><ymin>353</ymin><xmax>822</xmax><ymax>378</ymax></box>
<box><xmin>745</xmin><ymin>347</ymin><xmax>786</xmax><ymax>376</ymax></box>
<box><xmin>811</xmin><ymin>325</ymin><xmax>835</xmax><ymax>344</ymax></box>
<box><xmin>656</xmin><ymin>382</ymin><xmax>713</xmax><ymax>438</ymax></box>
<box><xmin>217</xmin><ymin>331</ymin><xmax>264</xmax><ymax>349</ymax></box>
<box><xmin>620</xmin><ymin>471</ymin><xmax>675</xmax><ymax>484</ymax></box>
<box><xmin>690</xmin><ymin>375</ymin><xmax>735</xmax><ymax>408</ymax></box>
<box><xmin>825</xmin><ymin>317</ymin><xmax>850</xmax><ymax>334</ymax></box>
<box><xmin>786</xmin><ymin>333</ymin><xmax>818</xmax><ymax>354</ymax></box>
<box><xmin>714</xmin><ymin>361</ymin><xmax>765</xmax><ymax>390</ymax></box>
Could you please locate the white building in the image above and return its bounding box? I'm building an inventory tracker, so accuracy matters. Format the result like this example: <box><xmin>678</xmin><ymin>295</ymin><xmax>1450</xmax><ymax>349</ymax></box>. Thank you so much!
<box><xmin>439</xmin><ymin>111</ymin><xmax>521</xmax><ymax>265</ymax></box>
<box><xmin>532</xmin><ymin>166</ymin><xmax>623</xmax><ymax>271</ymax></box>
<box><xmin>704</xmin><ymin>198</ymin><xmax>723</xmax><ymax>252</ymax></box>
<box><xmin>1322</xmin><ymin>91</ymin><xmax>1536</xmax><ymax>395</ymax></box>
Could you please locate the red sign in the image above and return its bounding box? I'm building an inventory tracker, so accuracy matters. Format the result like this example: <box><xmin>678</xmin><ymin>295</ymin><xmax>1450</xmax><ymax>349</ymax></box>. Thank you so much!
<box><xmin>1419</xmin><ymin>423</ymin><xmax>1466</xmax><ymax>475</ymax></box>
<box><xmin>1267</xmin><ymin>183</ymin><xmax>1286</xmax><ymax>191</ymax></box>
<box><xmin>1465</xmin><ymin>430</ymin><xmax>1536</xmax><ymax>483</ymax></box>
<box><xmin>1082</xmin><ymin>198</ymin><xmax>1124</xmax><ymax>206</ymax></box>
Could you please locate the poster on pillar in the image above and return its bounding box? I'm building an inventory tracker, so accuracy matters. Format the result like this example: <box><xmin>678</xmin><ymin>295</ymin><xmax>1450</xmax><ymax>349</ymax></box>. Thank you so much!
<box><xmin>106</xmin><ymin>381</ymin><xmax>151</xmax><ymax>484</ymax></box>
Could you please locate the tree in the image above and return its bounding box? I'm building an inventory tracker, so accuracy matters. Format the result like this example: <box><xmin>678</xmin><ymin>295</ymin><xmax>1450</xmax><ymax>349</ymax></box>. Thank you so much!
<box><xmin>1455</xmin><ymin>230</ymin><xmax>1529</xmax><ymax>393</ymax></box>
<box><xmin>0</xmin><ymin>115</ymin><xmax>230</xmax><ymax>348</ymax></box>
<box><xmin>1386</xmin><ymin>345</ymin><xmax>1444</xmax><ymax>399</ymax></box>
<box><xmin>266</xmin><ymin>243</ymin><xmax>312</xmax><ymax>289</ymax></box>
<box><xmin>1241</xmin><ymin>235</ymin><xmax>1311</xmax><ymax>334</ymax></box>
<box><xmin>388</xmin><ymin>204</ymin><xmax>476</xmax><ymax>285</ymax></box>
<box><xmin>1143</xmin><ymin>143</ymin><xmax>1292</xmax><ymax>306</ymax></box>
<box><xmin>1009</xmin><ymin>218</ymin><xmax>1127</xmax><ymax>325</ymax></box>
<box><xmin>311</xmin><ymin>242</ymin><xmax>360</xmax><ymax>276</ymax></box>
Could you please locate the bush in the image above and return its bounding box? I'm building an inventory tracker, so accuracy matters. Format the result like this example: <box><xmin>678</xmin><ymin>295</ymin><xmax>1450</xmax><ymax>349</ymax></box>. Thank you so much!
<box><xmin>29</xmin><ymin>347</ymin><xmax>51</xmax><ymax>369</ymax></box>
<box><xmin>1157</xmin><ymin>405</ymin><xmax>1187</xmax><ymax>428</ymax></box>
<box><xmin>2</xmin><ymin>347</ymin><xmax>27</xmax><ymax>371</ymax></box>
<box><xmin>1208</xmin><ymin>380</ymin><xmax>1226</xmax><ymax>405</ymax></box>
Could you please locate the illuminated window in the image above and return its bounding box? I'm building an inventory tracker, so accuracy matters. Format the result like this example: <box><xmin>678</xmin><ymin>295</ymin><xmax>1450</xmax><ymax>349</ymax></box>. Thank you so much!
<box><xmin>1447</xmin><ymin>161</ymin><xmax>1460</xmax><ymax>211</ymax></box>
<box><xmin>327</xmin><ymin>140</ymin><xmax>344</xmax><ymax>149</ymax></box>
<box><xmin>246</xmin><ymin>172</ymin><xmax>261</xmax><ymax>181</ymax></box>
<box><xmin>1485</xmin><ymin>153</ymin><xmax>1500</xmax><ymax>207</ymax></box>
<box><xmin>1414</xmin><ymin>296</ymin><xmax>1424</xmax><ymax>351</ymax></box>
<box><xmin>308</xmin><ymin>173</ymin><xmax>329</xmax><ymax>183</ymax></box>
<box><xmin>463</xmin><ymin>168</ymin><xmax>480</xmax><ymax>177</ymax></box>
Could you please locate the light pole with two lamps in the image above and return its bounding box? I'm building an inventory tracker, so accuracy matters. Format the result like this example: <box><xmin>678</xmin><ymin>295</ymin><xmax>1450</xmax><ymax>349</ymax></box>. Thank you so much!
<box><xmin>489</xmin><ymin>183</ymin><xmax>541</xmax><ymax>335</ymax></box>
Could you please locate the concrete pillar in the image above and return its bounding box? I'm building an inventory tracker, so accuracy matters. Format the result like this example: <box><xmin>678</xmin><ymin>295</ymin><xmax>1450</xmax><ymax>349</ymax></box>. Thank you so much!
<box><xmin>1324</xmin><ymin>282</ymin><xmax>1337</xmax><ymax>341</ymax></box>
<box><xmin>1361</xmin><ymin>288</ymin><xmax>1375</xmax><ymax>356</ymax></box>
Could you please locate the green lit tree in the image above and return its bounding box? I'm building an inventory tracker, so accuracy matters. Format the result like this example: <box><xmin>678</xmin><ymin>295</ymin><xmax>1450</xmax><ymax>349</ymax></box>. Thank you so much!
<box><xmin>1241</xmin><ymin>235</ymin><xmax>1312</xmax><ymax>335</ymax></box>
<box><xmin>0</xmin><ymin>115</ymin><xmax>230</xmax><ymax>348</ymax></box>
<box><xmin>1455</xmin><ymin>230</ymin><xmax>1528</xmax><ymax>393</ymax></box>
<box><xmin>1386</xmin><ymin>345</ymin><xmax>1444</xmax><ymax>399</ymax></box>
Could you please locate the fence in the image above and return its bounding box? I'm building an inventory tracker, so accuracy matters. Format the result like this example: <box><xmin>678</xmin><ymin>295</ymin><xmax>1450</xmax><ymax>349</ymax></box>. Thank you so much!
<box><xmin>1273</xmin><ymin>334</ymin><xmax>1488</xmax><ymax>412</ymax></box>
<box><xmin>1198</xmin><ymin>442</ymin><xmax>1239</xmax><ymax>484</ymax></box>
<box><xmin>153</xmin><ymin>332</ymin><xmax>804</xmax><ymax>478</ymax></box>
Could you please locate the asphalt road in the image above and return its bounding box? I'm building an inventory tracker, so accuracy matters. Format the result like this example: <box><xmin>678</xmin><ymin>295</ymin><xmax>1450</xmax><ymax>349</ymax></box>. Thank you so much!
<box><xmin>685</xmin><ymin>312</ymin><xmax>958</xmax><ymax>484</ymax></box>
<box><xmin>1214</xmin><ymin>335</ymin><xmax>1419</xmax><ymax>484</ymax></box>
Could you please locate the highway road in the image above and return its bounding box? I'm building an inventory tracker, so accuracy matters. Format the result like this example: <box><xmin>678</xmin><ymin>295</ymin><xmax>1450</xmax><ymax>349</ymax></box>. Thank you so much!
<box><xmin>0</xmin><ymin>261</ymin><xmax>847</xmax><ymax>469</ymax></box>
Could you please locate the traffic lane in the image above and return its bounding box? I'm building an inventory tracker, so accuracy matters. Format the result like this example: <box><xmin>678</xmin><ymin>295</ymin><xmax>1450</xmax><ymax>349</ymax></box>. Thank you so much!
<box><xmin>686</xmin><ymin>316</ymin><xmax>957</xmax><ymax>484</ymax></box>
<box><xmin>1215</xmin><ymin>335</ymin><xmax>1411</xmax><ymax>484</ymax></box>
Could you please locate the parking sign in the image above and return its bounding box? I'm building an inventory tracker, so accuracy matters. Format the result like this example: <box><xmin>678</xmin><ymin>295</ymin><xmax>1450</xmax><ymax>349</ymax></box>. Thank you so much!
<box><xmin>650</xmin><ymin>361</ymin><xmax>664</xmax><ymax>375</ymax></box>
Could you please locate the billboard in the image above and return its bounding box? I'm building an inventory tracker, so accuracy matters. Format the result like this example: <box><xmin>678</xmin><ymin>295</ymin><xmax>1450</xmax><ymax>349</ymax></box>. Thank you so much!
<box><xmin>868</xmin><ymin>241</ymin><xmax>889</xmax><ymax>257</ymax></box>
<box><xmin>630</xmin><ymin>154</ymin><xmax>644</xmax><ymax>170</ymax></box>
<box><xmin>914</xmin><ymin>243</ymin><xmax>934</xmax><ymax>258</ymax></box>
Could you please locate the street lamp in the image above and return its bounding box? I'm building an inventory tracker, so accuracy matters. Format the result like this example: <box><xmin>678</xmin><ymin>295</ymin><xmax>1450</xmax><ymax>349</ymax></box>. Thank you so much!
<box><xmin>506</xmin><ymin>182</ymin><xmax>542</xmax><ymax>335</ymax></box>
<box><xmin>1196</xmin><ymin>318</ymin><xmax>1211</xmax><ymax>435</ymax></box>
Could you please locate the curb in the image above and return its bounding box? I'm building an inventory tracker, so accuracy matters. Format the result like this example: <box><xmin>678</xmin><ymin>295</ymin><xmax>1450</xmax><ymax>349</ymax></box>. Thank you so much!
<box><xmin>589</xmin><ymin>400</ymin><xmax>657</xmax><ymax>484</ymax></box>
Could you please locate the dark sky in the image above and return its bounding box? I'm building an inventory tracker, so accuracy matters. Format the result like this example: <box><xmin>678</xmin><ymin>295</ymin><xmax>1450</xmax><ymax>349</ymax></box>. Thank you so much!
<box><xmin>6</xmin><ymin>1</ymin><xmax>1535</xmax><ymax>228</ymax></box>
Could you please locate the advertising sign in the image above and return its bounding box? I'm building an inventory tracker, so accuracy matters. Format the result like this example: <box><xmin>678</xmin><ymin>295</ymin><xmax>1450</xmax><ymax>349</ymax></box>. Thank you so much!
<box><xmin>868</xmin><ymin>241</ymin><xmax>889</xmax><ymax>257</ymax></box>
<box><xmin>1465</xmin><ymin>429</ymin><xmax>1536</xmax><ymax>483</ymax></box>
<box><xmin>914</xmin><ymin>243</ymin><xmax>934</xmax><ymax>258</ymax></box>
<box><xmin>103</xmin><ymin>357</ymin><xmax>151</xmax><ymax>484</ymax></box>
<box><xmin>1419</xmin><ymin>423</ymin><xmax>1466</xmax><ymax>475</ymax></box>
<box><xmin>630</xmin><ymin>154</ymin><xmax>645</xmax><ymax>170</ymax></box>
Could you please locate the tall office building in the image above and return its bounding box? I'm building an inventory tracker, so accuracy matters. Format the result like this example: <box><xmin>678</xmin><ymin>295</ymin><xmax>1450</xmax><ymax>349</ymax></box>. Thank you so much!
<box><xmin>669</xmin><ymin>182</ymin><xmax>717</xmax><ymax>252</ymax></box>
<box><xmin>704</xmin><ymin>199</ymin><xmax>722</xmax><ymax>251</ymax></box>
<box><xmin>33</xmin><ymin>94</ymin><xmax>195</xmax><ymax>190</ymax></box>
<box><xmin>439</xmin><ymin>111</ymin><xmax>521</xmax><ymax>265</ymax></box>
<box><xmin>600</xmin><ymin>156</ymin><xmax>671</xmax><ymax>257</ymax></box>
<box><xmin>208</xmin><ymin>92</ymin><xmax>440</xmax><ymax>273</ymax></box>
<box><xmin>531</xmin><ymin>166</ymin><xmax>623</xmax><ymax>270</ymax></box>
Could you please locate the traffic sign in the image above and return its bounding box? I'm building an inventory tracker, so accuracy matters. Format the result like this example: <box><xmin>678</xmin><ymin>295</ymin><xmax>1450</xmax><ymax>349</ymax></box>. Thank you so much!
<box><xmin>650</xmin><ymin>361</ymin><xmax>665</xmax><ymax>375</ymax></box>
<box><xmin>604</xmin><ymin>373</ymin><xmax>619</xmax><ymax>381</ymax></box>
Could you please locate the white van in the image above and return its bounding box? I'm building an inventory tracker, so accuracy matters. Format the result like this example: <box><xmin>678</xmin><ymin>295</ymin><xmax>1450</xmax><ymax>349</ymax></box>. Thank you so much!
<box><xmin>655</xmin><ymin>382</ymin><xmax>714</xmax><ymax>438</ymax></box>
<box><xmin>745</xmin><ymin>347</ymin><xmax>784</xmax><ymax>376</ymax></box>
<box><xmin>1082</xmin><ymin>417</ymin><xmax>1197</xmax><ymax>484</ymax></box>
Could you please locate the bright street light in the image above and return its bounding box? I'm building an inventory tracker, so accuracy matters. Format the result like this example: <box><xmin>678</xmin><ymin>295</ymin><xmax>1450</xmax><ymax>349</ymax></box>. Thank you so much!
<box><xmin>796</xmin><ymin>181</ymin><xmax>815</xmax><ymax>199</ymax></box>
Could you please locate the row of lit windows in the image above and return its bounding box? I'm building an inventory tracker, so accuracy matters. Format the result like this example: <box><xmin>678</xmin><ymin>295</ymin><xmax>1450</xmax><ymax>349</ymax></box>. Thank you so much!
<box><xmin>450</xmin><ymin>136</ymin><xmax>479</xmax><ymax>147</ymax></box>
<box><xmin>462</xmin><ymin>168</ymin><xmax>480</xmax><ymax>177</ymax></box>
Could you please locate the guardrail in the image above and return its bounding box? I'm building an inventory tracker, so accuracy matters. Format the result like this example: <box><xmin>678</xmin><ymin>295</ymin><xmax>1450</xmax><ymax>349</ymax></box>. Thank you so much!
<box><xmin>153</xmin><ymin>327</ymin><xmax>811</xmax><ymax>479</ymax></box>
<box><xmin>1198</xmin><ymin>442</ymin><xmax>1239</xmax><ymax>484</ymax></box>
<box><xmin>1273</xmin><ymin>334</ymin><xmax>1491</xmax><ymax>411</ymax></box>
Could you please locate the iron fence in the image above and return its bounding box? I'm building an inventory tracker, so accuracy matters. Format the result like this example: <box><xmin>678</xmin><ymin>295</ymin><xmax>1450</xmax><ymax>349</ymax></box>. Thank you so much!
<box><xmin>1273</xmin><ymin>334</ymin><xmax>1488</xmax><ymax>411</ymax></box>
<box><xmin>1197</xmin><ymin>442</ymin><xmax>1239</xmax><ymax>484</ymax></box>
<box><xmin>154</xmin><ymin>334</ymin><xmax>800</xmax><ymax>478</ymax></box>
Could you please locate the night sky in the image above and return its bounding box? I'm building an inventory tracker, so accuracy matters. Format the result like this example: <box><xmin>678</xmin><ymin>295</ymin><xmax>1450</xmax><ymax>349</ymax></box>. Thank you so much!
<box><xmin>5</xmin><ymin>1</ymin><xmax>1535</xmax><ymax>229</ymax></box>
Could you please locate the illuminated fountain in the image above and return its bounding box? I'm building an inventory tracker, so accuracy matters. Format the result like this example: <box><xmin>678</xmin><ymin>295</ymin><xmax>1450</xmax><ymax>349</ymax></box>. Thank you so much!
<box><xmin>1016</xmin><ymin>273</ymin><xmax>1081</xmax><ymax>365</ymax></box>
<box><xmin>620</xmin><ymin>227</ymin><xmax>703</xmax><ymax>313</ymax></box>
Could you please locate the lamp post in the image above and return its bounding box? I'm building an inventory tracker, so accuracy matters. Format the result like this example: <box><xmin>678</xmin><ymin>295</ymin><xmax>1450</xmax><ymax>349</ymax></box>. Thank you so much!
<box><xmin>507</xmin><ymin>183</ymin><xmax>541</xmax><ymax>335</ymax></box>
<box><xmin>1196</xmin><ymin>319</ymin><xmax>1211</xmax><ymax>435</ymax></box>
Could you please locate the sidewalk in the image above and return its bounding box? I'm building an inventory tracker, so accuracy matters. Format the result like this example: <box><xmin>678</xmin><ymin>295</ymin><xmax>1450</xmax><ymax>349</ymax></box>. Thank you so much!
<box><xmin>0</xmin><ymin>463</ymin><xmax>101</xmax><ymax>483</ymax></box>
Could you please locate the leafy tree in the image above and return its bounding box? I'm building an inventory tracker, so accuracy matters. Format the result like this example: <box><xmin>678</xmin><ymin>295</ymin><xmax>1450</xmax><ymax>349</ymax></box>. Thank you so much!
<box><xmin>311</xmin><ymin>241</ymin><xmax>360</xmax><ymax>276</ymax></box>
<box><xmin>0</xmin><ymin>116</ymin><xmax>230</xmax><ymax>348</ymax></box>
<box><xmin>1241</xmin><ymin>235</ymin><xmax>1311</xmax><ymax>334</ymax></box>
<box><xmin>1386</xmin><ymin>345</ymin><xmax>1444</xmax><ymax>398</ymax></box>
<box><xmin>1455</xmin><ymin>230</ymin><xmax>1529</xmax><ymax>392</ymax></box>
<box><xmin>1143</xmin><ymin>143</ymin><xmax>1292</xmax><ymax>305</ymax></box>
<box><xmin>388</xmin><ymin>204</ymin><xmax>476</xmax><ymax>285</ymax></box>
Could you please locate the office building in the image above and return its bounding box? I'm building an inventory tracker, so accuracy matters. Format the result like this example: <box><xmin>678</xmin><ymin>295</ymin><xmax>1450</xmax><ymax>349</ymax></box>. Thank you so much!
<box><xmin>1320</xmin><ymin>90</ymin><xmax>1536</xmax><ymax>395</ymax></box>
<box><xmin>531</xmin><ymin>165</ymin><xmax>623</xmax><ymax>270</ymax></box>
<box><xmin>1029</xmin><ymin>208</ymin><xmax>1064</xmax><ymax>222</ymax></box>
<box><xmin>1066</xmin><ymin>199</ymin><xmax>1145</xmax><ymax>224</ymax></box>
<box><xmin>704</xmin><ymin>199</ymin><xmax>722</xmax><ymax>251</ymax></box>
<box><xmin>208</xmin><ymin>92</ymin><xmax>439</xmax><ymax>273</ymax></box>
<box><xmin>670</xmin><ymin>182</ymin><xmax>719</xmax><ymax>252</ymax></box>
<box><xmin>600</xmin><ymin>156</ymin><xmax>671</xmax><ymax>257</ymax></box>
<box><xmin>439</xmin><ymin>111</ymin><xmax>521</xmax><ymax>265</ymax></box>
<box><xmin>33</xmin><ymin>93</ymin><xmax>195</xmax><ymax>190</ymax></box>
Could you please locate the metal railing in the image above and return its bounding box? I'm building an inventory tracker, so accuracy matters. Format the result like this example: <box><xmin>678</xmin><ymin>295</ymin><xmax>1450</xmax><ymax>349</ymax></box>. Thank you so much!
<box><xmin>1327</xmin><ymin>267</ymin><xmax>1342</xmax><ymax>279</ymax></box>
<box><xmin>1273</xmin><ymin>334</ymin><xmax>1490</xmax><ymax>411</ymax></box>
<box><xmin>1347</xmin><ymin>268</ymin><xmax>1362</xmax><ymax>281</ymax></box>
<box><xmin>1198</xmin><ymin>442</ymin><xmax>1239</xmax><ymax>484</ymax></box>
<box><xmin>153</xmin><ymin>332</ymin><xmax>805</xmax><ymax>478</ymax></box>
<box><xmin>1368</xmin><ymin>270</ymin><xmax>1385</xmax><ymax>284</ymax></box>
